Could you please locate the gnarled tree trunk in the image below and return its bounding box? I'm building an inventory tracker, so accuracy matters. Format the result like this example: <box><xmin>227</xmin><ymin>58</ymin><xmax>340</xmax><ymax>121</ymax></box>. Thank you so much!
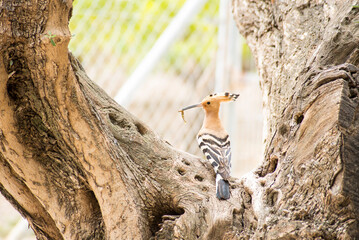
<box><xmin>0</xmin><ymin>0</ymin><xmax>358</xmax><ymax>239</ymax></box>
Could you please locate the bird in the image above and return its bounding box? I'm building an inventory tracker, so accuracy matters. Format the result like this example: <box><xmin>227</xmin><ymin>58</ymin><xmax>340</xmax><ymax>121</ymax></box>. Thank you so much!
<box><xmin>179</xmin><ymin>92</ymin><xmax>239</xmax><ymax>200</ymax></box>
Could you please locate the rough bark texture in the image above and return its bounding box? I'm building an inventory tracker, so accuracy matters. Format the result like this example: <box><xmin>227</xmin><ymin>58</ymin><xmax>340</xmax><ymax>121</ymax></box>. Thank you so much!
<box><xmin>232</xmin><ymin>0</ymin><xmax>359</xmax><ymax>238</ymax></box>
<box><xmin>0</xmin><ymin>0</ymin><xmax>358</xmax><ymax>239</ymax></box>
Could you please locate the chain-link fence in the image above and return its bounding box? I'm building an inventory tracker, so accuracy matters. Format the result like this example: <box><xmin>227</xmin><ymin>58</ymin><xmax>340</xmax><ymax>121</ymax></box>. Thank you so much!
<box><xmin>69</xmin><ymin>0</ymin><xmax>260</xmax><ymax>167</ymax></box>
<box><xmin>1</xmin><ymin>0</ymin><xmax>261</xmax><ymax>238</ymax></box>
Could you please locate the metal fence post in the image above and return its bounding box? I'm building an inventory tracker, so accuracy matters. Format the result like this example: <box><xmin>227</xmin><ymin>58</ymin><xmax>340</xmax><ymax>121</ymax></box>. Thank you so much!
<box><xmin>115</xmin><ymin>0</ymin><xmax>209</xmax><ymax>107</ymax></box>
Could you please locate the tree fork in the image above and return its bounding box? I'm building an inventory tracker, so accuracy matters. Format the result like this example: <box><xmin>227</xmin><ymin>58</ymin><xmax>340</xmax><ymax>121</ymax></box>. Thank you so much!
<box><xmin>0</xmin><ymin>0</ymin><xmax>358</xmax><ymax>239</ymax></box>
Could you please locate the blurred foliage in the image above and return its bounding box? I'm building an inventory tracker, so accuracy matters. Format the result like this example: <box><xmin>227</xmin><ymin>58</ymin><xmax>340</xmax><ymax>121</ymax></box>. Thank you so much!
<box><xmin>69</xmin><ymin>0</ymin><xmax>218</xmax><ymax>74</ymax></box>
<box><xmin>0</xmin><ymin>217</ymin><xmax>20</xmax><ymax>238</ymax></box>
<box><xmin>69</xmin><ymin>0</ymin><xmax>254</xmax><ymax>76</ymax></box>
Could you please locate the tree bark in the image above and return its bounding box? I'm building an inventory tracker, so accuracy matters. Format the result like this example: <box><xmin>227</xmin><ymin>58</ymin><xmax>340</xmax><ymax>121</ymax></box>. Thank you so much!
<box><xmin>0</xmin><ymin>0</ymin><xmax>358</xmax><ymax>239</ymax></box>
<box><xmin>232</xmin><ymin>0</ymin><xmax>359</xmax><ymax>238</ymax></box>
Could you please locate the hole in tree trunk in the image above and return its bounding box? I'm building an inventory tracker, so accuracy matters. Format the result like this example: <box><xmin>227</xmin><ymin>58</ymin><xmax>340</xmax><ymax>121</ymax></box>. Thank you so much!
<box><xmin>194</xmin><ymin>175</ymin><xmax>204</xmax><ymax>182</ymax></box>
<box><xmin>150</xmin><ymin>206</ymin><xmax>185</xmax><ymax>238</ymax></box>
<box><xmin>295</xmin><ymin>114</ymin><xmax>304</xmax><ymax>124</ymax></box>
<box><xmin>177</xmin><ymin>168</ymin><xmax>185</xmax><ymax>175</ymax></box>
<box><xmin>268</xmin><ymin>156</ymin><xmax>278</xmax><ymax>174</ymax></box>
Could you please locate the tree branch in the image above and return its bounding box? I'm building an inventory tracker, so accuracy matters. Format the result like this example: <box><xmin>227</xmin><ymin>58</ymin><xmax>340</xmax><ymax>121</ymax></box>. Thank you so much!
<box><xmin>0</xmin><ymin>0</ymin><xmax>358</xmax><ymax>239</ymax></box>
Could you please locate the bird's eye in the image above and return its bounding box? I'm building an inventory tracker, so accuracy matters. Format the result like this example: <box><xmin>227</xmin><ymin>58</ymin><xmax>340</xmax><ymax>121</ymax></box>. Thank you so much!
<box><xmin>207</xmin><ymin>101</ymin><xmax>210</xmax><ymax>105</ymax></box>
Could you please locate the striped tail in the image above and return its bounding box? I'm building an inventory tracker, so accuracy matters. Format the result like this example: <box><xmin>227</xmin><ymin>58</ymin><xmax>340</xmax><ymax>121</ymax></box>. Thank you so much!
<box><xmin>216</xmin><ymin>174</ymin><xmax>230</xmax><ymax>200</ymax></box>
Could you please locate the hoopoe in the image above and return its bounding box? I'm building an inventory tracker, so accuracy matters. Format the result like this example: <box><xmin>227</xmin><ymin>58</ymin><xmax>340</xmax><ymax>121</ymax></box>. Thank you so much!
<box><xmin>180</xmin><ymin>92</ymin><xmax>239</xmax><ymax>200</ymax></box>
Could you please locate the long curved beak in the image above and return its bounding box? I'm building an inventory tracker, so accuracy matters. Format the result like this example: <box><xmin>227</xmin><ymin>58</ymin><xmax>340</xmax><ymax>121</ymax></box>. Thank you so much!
<box><xmin>179</xmin><ymin>103</ymin><xmax>202</xmax><ymax>111</ymax></box>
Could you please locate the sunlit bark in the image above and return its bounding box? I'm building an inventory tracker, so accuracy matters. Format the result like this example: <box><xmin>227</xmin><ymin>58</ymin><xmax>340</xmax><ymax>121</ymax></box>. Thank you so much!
<box><xmin>0</xmin><ymin>0</ymin><xmax>358</xmax><ymax>239</ymax></box>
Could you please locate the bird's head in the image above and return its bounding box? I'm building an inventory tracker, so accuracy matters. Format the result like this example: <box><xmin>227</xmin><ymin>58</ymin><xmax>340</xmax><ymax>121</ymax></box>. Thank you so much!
<box><xmin>179</xmin><ymin>92</ymin><xmax>239</xmax><ymax>113</ymax></box>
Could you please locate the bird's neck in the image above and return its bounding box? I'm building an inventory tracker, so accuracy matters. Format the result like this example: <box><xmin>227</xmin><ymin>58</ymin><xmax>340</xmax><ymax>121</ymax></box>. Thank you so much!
<box><xmin>202</xmin><ymin>110</ymin><xmax>224</xmax><ymax>132</ymax></box>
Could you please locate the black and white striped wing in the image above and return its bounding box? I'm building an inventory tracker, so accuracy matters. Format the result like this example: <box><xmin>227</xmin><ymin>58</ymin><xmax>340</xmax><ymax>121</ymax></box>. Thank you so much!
<box><xmin>197</xmin><ymin>133</ymin><xmax>231</xmax><ymax>180</ymax></box>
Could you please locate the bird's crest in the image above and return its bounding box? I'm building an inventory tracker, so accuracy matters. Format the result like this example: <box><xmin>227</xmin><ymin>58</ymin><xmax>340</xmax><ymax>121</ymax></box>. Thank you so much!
<box><xmin>203</xmin><ymin>92</ymin><xmax>239</xmax><ymax>103</ymax></box>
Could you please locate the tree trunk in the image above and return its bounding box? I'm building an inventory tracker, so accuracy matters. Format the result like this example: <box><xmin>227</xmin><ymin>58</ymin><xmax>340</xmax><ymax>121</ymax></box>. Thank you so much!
<box><xmin>232</xmin><ymin>0</ymin><xmax>359</xmax><ymax>238</ymax></box>
<box><xmin>0</xmin><ymin>0</ymin><xmax>358</xmax><ymax>239</ymax></box>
